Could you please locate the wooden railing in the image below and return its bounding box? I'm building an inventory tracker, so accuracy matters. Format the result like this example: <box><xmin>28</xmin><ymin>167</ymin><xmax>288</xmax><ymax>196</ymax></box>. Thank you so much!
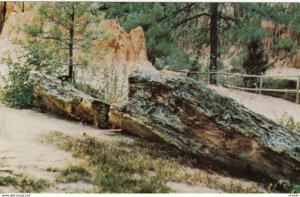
<box><xmin>183</xmin><ymin>71</ymin><xmax>300</xmax><ymax>104</ymax></box>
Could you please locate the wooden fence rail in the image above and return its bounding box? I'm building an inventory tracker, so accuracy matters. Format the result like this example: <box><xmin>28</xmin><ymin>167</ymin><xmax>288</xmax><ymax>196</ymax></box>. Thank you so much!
<box><xmin>183</xmin><ymin>71</ymin><xmax>300</xmax><ymax>104</ymax></box>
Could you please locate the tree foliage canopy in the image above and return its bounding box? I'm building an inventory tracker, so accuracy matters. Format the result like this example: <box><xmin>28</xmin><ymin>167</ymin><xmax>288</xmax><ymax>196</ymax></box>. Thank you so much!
<box><xmin>21</xmin><ymin>2</ymin><xmax>101</xmax><ymax>79</ymax></box>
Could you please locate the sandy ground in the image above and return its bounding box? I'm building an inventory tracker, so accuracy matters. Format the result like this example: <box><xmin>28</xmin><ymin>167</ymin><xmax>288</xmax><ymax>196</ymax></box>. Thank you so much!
<box><xmin>266</xmin><ymin>67</ymin><xmax>300</xmax><ymax>77</ymax></box>
<box><xmin>209</xmin><ymin>85</ymin><xmax>300</xmax><ymax>122</ymax></box>
<box><xmin>0</xmin><ymin>102</ymin><xmax>130</xmax><ymax>193</ymax></box>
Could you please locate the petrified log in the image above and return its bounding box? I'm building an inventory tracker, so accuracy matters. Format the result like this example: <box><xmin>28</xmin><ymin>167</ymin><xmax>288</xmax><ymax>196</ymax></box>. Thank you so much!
<box><xmin>30</xmin><ymin>71</ymin><xmax>110</xmax><ymax>128</ymax></box>
<box><xmin>110</xmin><ymin>71</ymin><xmax>300</xmax><ymax>183</ymax></box>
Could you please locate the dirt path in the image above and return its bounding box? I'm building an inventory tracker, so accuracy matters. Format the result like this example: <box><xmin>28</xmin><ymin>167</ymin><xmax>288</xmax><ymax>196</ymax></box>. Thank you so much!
<box><xmin>209</xmin><ymin>85</ymin><xmax>300</xmax><ymax>122</ymax></box>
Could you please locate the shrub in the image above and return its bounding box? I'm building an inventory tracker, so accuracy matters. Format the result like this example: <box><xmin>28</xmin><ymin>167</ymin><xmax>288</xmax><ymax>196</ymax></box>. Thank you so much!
<box><xmin>3</xmin><ymin>57</ymin><xmax>34</xmax><ymax>109</ymax></box>
<box><xmin>274</xmin><ymin>179</ymin><xmax>300</xmax><ymax>193</ymax></box>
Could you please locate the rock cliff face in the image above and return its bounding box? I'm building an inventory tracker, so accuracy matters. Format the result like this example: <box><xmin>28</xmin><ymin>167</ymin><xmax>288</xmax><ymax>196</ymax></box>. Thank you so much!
<box><xmin>110</xmin><ymin>71</ymin><xmax>300</xmax><ymax>183</ymax></box>
<box><xmin>260</xmin><ymin>20</ymin><xmax>300</xmax><ymax>69</ymax></box>
<box><xmin>0</xmin><ymin>2</ymin><xmax>30</xmax><ymax>33</ymax></box>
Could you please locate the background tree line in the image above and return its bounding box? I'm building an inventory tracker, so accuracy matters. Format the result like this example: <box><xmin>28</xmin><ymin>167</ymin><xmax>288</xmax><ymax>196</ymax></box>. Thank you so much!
<box><xmin>6</xmin><ymin>2</ymin><xmax>300</xmax><ymax>83</ymax></box>
<box><xmin>103</xmin><ymin>3</ymin><xmax>300</xmax><ymax>83</ymax></box>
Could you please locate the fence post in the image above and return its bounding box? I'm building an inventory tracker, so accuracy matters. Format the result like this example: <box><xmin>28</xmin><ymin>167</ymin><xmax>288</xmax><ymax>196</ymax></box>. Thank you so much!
<box><xmin>259</xmin><ymin>76</ymin><xmax>263</xmax><ymax>95</ymax></box>
<box><xmin>206</xmin><ymin>73</ymin><xmax>209</xmax><ymax>83</ymax></box>
<box><xmin>296</xmin><ymin>76</ymin><xmax>300</xmax><ymax>104</ymax></box>
<box><xmin>226</xmin><ymin>74</ymin><xmax>229</xmax><ymax>85</ymax></box>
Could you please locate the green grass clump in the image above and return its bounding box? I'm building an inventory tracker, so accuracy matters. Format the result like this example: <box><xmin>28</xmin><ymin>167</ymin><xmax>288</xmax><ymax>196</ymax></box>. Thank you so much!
<box><xmin>0</xmin><ymin>175</ymin><xmax>50</xmax><ymax>192</ymax></box>
<box><xmin>18</xmin><ymin>177</ymin><xmax>50</xmax><ymax>193</ymax></box>
<box><xmin>278</xmin><ymin>114</ymin><xmax>300</xmax><ymax>132</ymax></box>
<box><xmin>57</xmin><ymin>164</ymin><xmax>92</xmax><ymax>184</ymax></box>
<box><xmin>46</xmin><ymin>167</ymin><xmax>60</xmax><ymax>173</ymax></box>
<box><xmin>74</xmin><ymin>83</ymin><xmax>101</xmax><ymax>100</ymax></box>
<box><xmin>0</xmin><ymin>176</ymin><xmax>17</xmax><ymax>186</ymax></box>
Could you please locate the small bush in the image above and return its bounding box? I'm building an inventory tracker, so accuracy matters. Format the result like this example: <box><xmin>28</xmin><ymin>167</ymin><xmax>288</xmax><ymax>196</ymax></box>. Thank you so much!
<box><xmin>278</xmin><ymin>114</ymin><xmax>300</xmax><ymax>132</ymax></box>
<box><xmin>0</xmin><ymin>176</ymin><xmax>17</xmax><ymax>186</ymax></box>
<box><xmin>3</xmin><ymin>57</ymin><xmax>34</xmax><ymax>109</ymax></box>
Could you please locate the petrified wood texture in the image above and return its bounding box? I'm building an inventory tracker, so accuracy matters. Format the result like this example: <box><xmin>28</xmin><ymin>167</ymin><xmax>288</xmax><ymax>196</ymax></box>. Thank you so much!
<box><xmin>30</xmin><ymin>71</ymin><xmax>110</xmax><ymax>128</ymax></box>
<box><xmin>110</xmin><ymin>71</ymin><xmax>300</xmax><ymax>183</ymax></box>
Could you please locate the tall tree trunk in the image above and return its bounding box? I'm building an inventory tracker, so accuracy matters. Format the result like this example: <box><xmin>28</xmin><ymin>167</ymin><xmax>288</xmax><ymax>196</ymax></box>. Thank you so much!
<box><xmin>209</xmin><ymin>3</ymin><xmax>218</xmax><ymax>84</ymax></box>
<box><xmin>68</xmin><ymin>3</ymin><xmax>75</xmax><ymax>82</ymax></box>
<box><xmin>2</xmin><ymin>2</ymin><xmax>6</xmax><ymax>20</ymax></box>
<box><xmin>0</xmin><ymin>2</ymin><xmax>7</xmax><ymax>33</ymax></box>
<box><xmin>21</xmin><ymin>2</ymin><xmax>24</xmax><ymax>12</ymax></box>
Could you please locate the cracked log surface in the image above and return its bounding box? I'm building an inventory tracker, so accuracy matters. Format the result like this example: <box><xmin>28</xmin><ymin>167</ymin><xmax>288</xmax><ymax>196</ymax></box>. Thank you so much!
<box><xmin>110</xmin><ymin>71</ymin><xmax>300</xmax><ymax>183</ymax></box>
<box><xmin>30</xmin><ymin>71</ymin><xmax>110</xmax><ymax>128</ymax></box>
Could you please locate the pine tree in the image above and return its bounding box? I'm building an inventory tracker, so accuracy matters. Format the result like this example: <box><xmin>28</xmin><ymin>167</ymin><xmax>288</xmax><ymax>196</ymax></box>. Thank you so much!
<box><xmin>0</xmin><ymin>2</ymin><xmax>7</xmax><ymax>33</ymax></box>
<box><xmin>22</xmin><ymin>2</ymin><xmax>100</xmax><ymax>82</ymax></box>
<box><xmin>242</xmin><ymin>39</ymin><xmax>268</xmax><ymax>87</ymax></box>
<box><xmin>209</xmin><ymin>3</ymin><xmax>218</xmax><ymax>84</ymax></box>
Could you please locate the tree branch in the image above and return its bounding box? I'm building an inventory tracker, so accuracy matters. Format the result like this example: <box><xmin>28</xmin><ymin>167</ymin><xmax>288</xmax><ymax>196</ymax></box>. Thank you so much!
<box><xmin>159</xmin><ymin>3</ymin><xmax>199</xmax><ymax>22</ymax></box>
<box><xmin>41</xmin><ymin>11</ymin><xmax>70</xmax><ymax>30</ymax></box>
<box><xmin>218</xmin><ymin>13</ymin><xmax>239</xmax><ymax>26</ymax></box>
<box><xmin>172</xmin><ymin>12</ymin><xmax>211</xmax><ymax>30</ymax></box>
<box><xmin>42</xmin><ymin>36</ymin><xmax>69</xmax><ymax>45</ymax></box>
<box><xmin>156</xmin><ymin>12</ymin><xmax>210</xmax><ymax>41</ymax></box>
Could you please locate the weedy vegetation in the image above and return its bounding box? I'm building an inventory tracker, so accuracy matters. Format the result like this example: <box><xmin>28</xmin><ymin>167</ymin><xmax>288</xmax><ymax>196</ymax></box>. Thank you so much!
<box><xmin>273</xmin><ymin>179</ymin><xmax>300</xmax><ymax>193</ymax></box>
<box><xmin>1</xmin><ymin>57</ymin><xmax>34</xmax><ymax>109</ymax></box>
<box><xmin>0</xmin><ymin>175</ymin><xmax>50</xmax><ymax>192</ymax></box>
<box><xmin>43</xmin><ymin>131</ymin><xmax>265</xmax><ymax>193</ymax></box>
<box><xmin>278</xmin><ymin>113</ymin><xmax>300</xmax><ymax>133</ymax></box>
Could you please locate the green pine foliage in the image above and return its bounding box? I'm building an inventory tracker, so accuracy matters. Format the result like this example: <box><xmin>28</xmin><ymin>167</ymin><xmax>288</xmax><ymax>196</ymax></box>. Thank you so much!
<box><xmin>242</xmin><ymin>39</ymin><xmax>268</xmax><ymax>87</ymax></box>
<box><xmin>242</xmin><ymin>39</ymin><xmax>268</xmax><ymax>75</ymax></box>
<box><xmin>21</xmin><ymin>2</ymin><xmax>101</xmax><ymax>79</ymax></box>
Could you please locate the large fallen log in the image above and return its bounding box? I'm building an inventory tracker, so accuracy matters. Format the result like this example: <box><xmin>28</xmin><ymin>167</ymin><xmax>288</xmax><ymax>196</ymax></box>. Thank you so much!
<box><xmin>30</xmin><ymin>71</ymin><xmax>110</xmax><ymax>128</ymax></box>
<box><xmin>110</xmin><ymin>71</ymin><xmax>300</xmax><ymax>183</ymax></box>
